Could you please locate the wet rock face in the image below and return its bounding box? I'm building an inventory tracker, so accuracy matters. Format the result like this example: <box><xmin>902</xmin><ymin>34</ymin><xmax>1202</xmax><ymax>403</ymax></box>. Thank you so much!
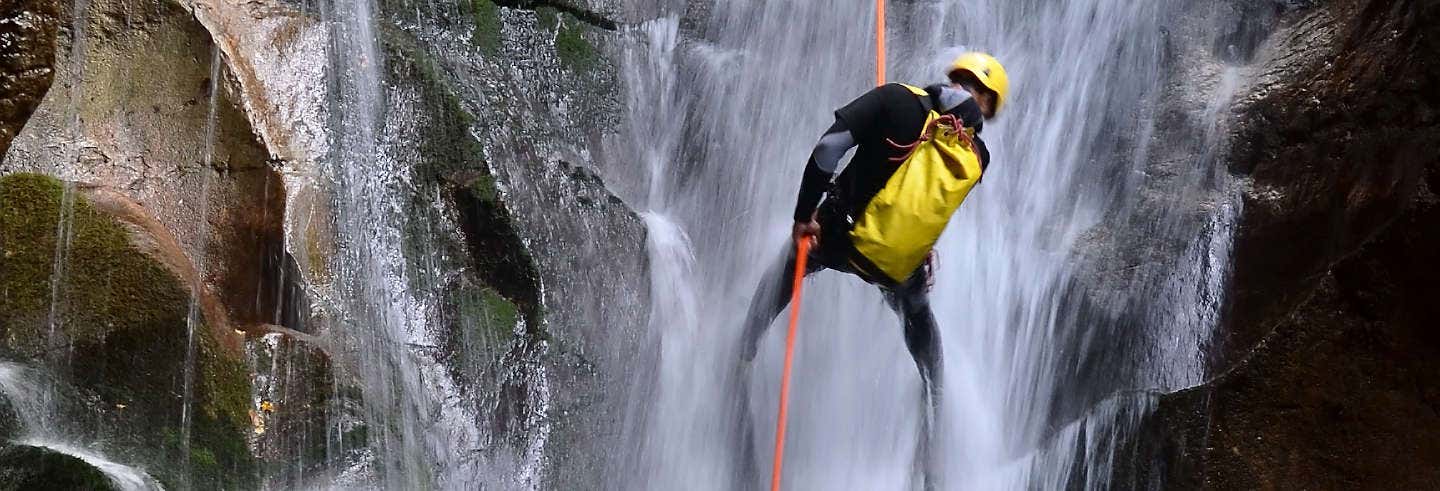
<box><xmin>1134</xmin><ymin>0</ymin><xmax>1440</xmax><ymax>487</ymax></box>
<box><xmin>1</xmin><ymin>0</ymin><xmax>289</xmax><ymax>334</ymax></box>
<box><xmin>4</xmin><ymin>0</ymin><xmax>642</xmax><ymax>486</ymax></box>
<box><xmin>0</xmin><ymin>0</ymin><xmax>60</xmax><ymax>156</ymax></box>
<box><xmin>1224</xmin><ymin>0</ymin><xmax>1440</xmax><ymax>356</ymax></box>
<box><xmin>1131</xmin><ymin>192</ymin><xmax>1440</xmax><ymax>487</ymax></box>
<box><xmin>380</xmin><ymin>0</ymin><xmax>648</xmax><ymax>483</ymax></box>
<box><xmin>247</xmin><ymin>330</ymin><xmax>332</xmax><ymax>485</ymax></box>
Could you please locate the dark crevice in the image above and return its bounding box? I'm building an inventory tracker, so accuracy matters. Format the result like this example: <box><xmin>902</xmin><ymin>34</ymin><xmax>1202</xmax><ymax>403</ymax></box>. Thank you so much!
<box><xmin>256</xmin><ymin>250</ymin><xmax>311</xmax><ymax>334</ymax></box>
<box><xmin>491</xmin><ymin>0</ymin><xmax>619</xmax><ymax>30</ymax></box>
<box><xmin>452</xmin><ymin>175</ymin><xmax>543</xmax><ymax>330</ymax></box>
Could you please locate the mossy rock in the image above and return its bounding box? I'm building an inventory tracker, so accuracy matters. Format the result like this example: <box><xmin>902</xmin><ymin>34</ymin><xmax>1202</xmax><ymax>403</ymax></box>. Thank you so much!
<box><xmin>469</xmin><ymin>0</ymin><xmax>503</xmax><ymax>54</ymax></box>
<box><xmin>0</xmin><ymin>173</ymin><xmax>255</xmax><ymax>489</ymax></box>
<box><xmin>555</xmin><ymin>15</ymin><xmax>598</xmax><ymax>69</ymax></box>
<box><xmin>447</xmin><ymin>282</ymin><xmax>521</xmax><ymax>347</ymax></box>
<box><xmin>0</xmin><ymin>397</ymin><xmax>19</xmax><ymax>443</ymax></box>
<box><xmin>379</xmin><ymin>31</ymin><xmax>543</xmax><ymax>329</ymax></box>
<box><xmin>0</xmin><ymin>444</ymin><xmax>120</xmax><ymax>491</ymax></box>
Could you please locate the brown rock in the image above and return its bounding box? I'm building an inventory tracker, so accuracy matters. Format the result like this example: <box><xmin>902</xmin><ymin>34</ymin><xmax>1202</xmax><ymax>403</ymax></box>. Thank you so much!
<box><xmin>1</xmin><ymin>0</ymin><xmax>290</xmax><ymax>337</ymax></box>
<box><xmin>0</xmin><ymin>0</ymin><xmax>60</xmax><ymax>155</ymax></box>
<box><xmin>1143</xmin><ymin>187</ymin><xmax>1440</xmax><ymax>487</ymax></box>
<box><xmin>1224</xmin><ymin>0</ymin><xmax>1440</xmax><ymax>358</ymax></box>
<box><xmin>1133</xmin><ymin>0</ymin><xmax>1440</xmax><ymax>487</ymax></box>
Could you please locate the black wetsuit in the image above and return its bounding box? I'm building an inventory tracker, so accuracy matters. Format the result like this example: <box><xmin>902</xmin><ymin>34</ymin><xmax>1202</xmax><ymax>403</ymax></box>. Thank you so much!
<box><xmin>740</xmin><ymin>83</ymin><xmax>991</xmax><ymax>393</ymax></box>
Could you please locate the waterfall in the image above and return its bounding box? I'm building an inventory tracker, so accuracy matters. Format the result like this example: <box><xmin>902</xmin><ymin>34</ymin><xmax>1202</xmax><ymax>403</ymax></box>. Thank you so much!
<box><xmin>42</xmin><ymin>0</ymin><xmax>98</xmax><ymax>374</ymax></box>
<box><xmin>321</xmin><ymin>0</ymin><xmax>434</xmax><ymax>485</ymax></box>
<box><xmin>616</xmin><ymin>0</ymin><xmax>1239</xmax><ymax>488</ymax></box>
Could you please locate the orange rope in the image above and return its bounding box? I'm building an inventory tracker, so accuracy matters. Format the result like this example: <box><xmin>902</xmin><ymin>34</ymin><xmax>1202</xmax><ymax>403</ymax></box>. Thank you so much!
<box><xmin>769</xmin><ymin>237</ymin><xmax>811</xmax><ymax>491</ymax></box>
<box><xmin>771</xmin><ymin>1</ymin><xmax>884</xmax><ymax>487</ymax></box>
<box><xmin>875</xmin><ymin>0</ymin><xmax>886</xmax><ymax>85</ymax></box>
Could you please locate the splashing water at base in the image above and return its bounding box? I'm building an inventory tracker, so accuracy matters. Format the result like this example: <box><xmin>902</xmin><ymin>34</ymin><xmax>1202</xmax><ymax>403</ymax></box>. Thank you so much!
<box><xmin>0</xmin><ymin>363</ymin><xmax>164</xmax><ymax>491</ymax></box>
<box><xmin>16</xmin><ymin>440</ymin><xmax>165</xmax><ymax>491</ymax></box>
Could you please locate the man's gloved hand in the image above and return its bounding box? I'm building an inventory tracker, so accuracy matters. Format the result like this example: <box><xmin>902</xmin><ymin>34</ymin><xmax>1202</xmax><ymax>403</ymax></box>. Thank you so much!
<box><xmin>792</xmin><ymin>219</ymin><xmax>820</xmax><ymax>245</ymax></box>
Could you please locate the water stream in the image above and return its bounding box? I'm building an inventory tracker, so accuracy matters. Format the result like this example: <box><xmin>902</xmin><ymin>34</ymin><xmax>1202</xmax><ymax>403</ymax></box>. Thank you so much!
<box><xmin>3</xmin><ymin>0</ymin><xmax>1246</xmax><ymax>487</ymax></box>
<box><xmin>178</xmin><ymin>46</ymin><xmax>226</xmax><ymax>486</ymax></box>
<box><xmin>42</xmin><ymin>0</ymin><xmax>97</xmax><ymax>376</ymax></box>
<box><xmin>319</xmin><ymin>0</ymin><xmax>490</xmax><ymax>487</ymax></box>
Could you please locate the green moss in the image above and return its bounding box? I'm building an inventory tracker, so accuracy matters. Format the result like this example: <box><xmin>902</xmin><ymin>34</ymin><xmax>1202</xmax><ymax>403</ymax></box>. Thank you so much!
<box><xmin>0</xmin><ymin>173</ymin><xmax>189</xmax><ymax>343</ymax></box>
<box><xmin>0</xmin><ymin>173</ymin><xmax>62</xmax><ymax>319</ymax></box>
<box><xmin>536</xmin><ymin>6</ymin><xmax>560</xmax><ymax>32</ymax></box>
<box><xmin>474</xmin><ymin>287</ymin><xmax>520</xmax><ymax>337</ymax></box>
<box><xmin>191</xmin><ymin>447</ymin><xmax>218</xmax><ymax>475</ymax></box>
<box><xmin>446</xmin><ymin>283</ymin><xmax>520</xmax><ymax>348</ymax></box>
<box><xmin>481</xmin><ymin>289</ymin><xmax>519</xmax><ymax>331</ymax></box>
<box><xmin>470</xmin><ymin>0</ymin><xmax>502</xmax><ymax>54</ymax></box>
<box><xmin>468</xmin><ymin>172</ymin><xmax>500</xmax><ymax>208</ymax></box>
<box><xmin>555</xmin><ymin>17</ymin><xmax>597</xmax><ymax>69</ymax></box>
<box><xmin>0</xmin><ymin>173</ymin><xmax>255</xmax><ymax>489</ymax></box>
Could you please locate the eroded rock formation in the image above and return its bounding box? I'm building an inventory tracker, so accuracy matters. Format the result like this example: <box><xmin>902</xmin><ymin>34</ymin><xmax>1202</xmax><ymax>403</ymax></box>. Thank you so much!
<box><xmin>1</xmin><ymin>0</ymin><xmax>648</xmax><ymax>486</ymax></box>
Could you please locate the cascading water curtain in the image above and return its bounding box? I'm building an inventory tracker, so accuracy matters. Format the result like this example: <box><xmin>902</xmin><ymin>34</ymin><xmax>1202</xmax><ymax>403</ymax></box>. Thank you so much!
<box><xmin>321</xmin><ymin>0</ymin><xmax>435</xmax><ymax>486</ymax></box>
<box><xmin>617</xmin><ymin>0</ymin><xmax>1235</xmax><ymax>489</ymax></box>
<box><xmin>318</xmin><ymin>0</ymin><xmax>505</xmax><ymax>487</ymax></box>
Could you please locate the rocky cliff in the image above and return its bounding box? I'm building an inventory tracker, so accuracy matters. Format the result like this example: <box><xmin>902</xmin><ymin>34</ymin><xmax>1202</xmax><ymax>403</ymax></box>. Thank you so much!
<box><xmin>1123</xmin><ymin>0</ymin><xmax>1440</xmax><ymax>488</ymax></box>
<box><xmin>1</xmin><ymin>0</ymin><xmax>648</xmax><ymax>486</ymax></box>
<box><xmin>0</xmin><ymin>0</ymin><xmax>59</xmax><ymax>155</ymax></box>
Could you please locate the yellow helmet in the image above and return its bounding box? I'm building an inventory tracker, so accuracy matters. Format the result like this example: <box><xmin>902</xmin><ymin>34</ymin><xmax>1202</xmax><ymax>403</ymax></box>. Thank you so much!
<box><xmin>947</xmin><ymin>52</ymin><xmax>1010</xmax><ymax>115</ymax></box>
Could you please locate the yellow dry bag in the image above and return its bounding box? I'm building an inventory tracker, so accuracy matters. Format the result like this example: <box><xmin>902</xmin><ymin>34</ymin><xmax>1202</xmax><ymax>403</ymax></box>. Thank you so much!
<box><xmin>848</xmin><ymin>84</ymin><xmax>984</xmax><ymax>284</ymax></box>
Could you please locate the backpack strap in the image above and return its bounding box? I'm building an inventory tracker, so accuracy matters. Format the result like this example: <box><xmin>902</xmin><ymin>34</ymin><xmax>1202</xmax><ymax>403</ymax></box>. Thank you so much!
<box><xmin>897</xmin><ymin>83</ymin><xmax>936</xmax><ymax>113</ymax></box>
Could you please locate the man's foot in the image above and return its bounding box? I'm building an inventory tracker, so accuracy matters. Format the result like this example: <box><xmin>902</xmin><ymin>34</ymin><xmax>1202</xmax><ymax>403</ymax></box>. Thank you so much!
<box><xmin>915</xmin><ymin>382</ymin><xmax>943</xmax><ymax>490</ymax></box>
<box><xmin>729</xmin><ymin>357</ymin><xmax>759</xmax><ymax>487</ymax></box>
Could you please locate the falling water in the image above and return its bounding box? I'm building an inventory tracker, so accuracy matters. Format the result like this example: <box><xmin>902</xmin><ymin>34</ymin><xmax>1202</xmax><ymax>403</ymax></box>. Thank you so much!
<box><xmin>616</xmin><ymin>0</ymin><xmax>1238</xmax><ymax>489</ymax></box>
<box><xmin>41</xmin><ymin>0</ymin><xmax>99</xmax><ymax>371</ymax></box>
<box><xmin>321</xmin><ymin>0</ymin><xmax>428</xmax><ymax>484</ymax></box>
<box><xmin>60</xmin><ymin>0</ymin><xmax>93</xmax><ymax>174</ymax></box>
<box><xmin>177</xmin><ymin>46</ymin><xmax>225</xmax><ymax>486</ymax></box>
<box><xmin>43</xmin><ymin>182</ymin><xmax>76</xmax><ymax>367</ymax></box>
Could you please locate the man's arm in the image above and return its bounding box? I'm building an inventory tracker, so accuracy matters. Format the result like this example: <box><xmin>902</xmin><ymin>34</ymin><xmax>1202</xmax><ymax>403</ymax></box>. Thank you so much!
<box><xmin>790</xmin><ymin>85</ymin><xmax>891</xmax><ymax>242</ymax></box>
<box><xmin>792</xmin><ymin>118</ymin><xmax>856</xmax><ymax>223</ymax></box>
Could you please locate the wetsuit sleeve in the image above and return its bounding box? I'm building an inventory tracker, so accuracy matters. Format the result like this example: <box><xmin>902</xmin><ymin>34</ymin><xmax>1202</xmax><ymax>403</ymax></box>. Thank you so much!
<box><xmin>793</xmin><ymin>119</ymin><xmax>856</xmax><ymax>222</ymax></box>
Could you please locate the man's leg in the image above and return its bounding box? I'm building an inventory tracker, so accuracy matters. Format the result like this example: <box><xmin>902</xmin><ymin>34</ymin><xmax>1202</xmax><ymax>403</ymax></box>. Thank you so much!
<box><xmin>883</xmin><ymin>267</ymin><xmax>943</xmax><ymax>395</ymax></box>
<box><xmin>882</xmin><ymin>265</ymin><xmax>943</xmax><ymax>489</ymax></box>
<box><xmin>732</xmin><ymin>240</ymin><xmax>824</xmax><ymax>486</ymax></box>
<box><xmin>739</xmin><ymin>242</ymin><xmax>824</xmax><ymax>361</ymax></box>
